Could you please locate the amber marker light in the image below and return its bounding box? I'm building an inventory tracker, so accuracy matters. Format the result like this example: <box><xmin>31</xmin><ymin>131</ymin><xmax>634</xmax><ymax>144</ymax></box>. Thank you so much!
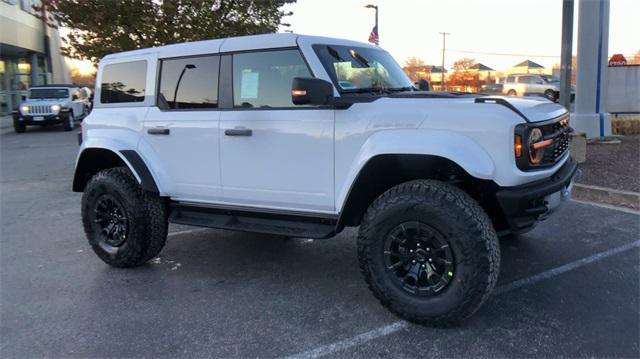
<box><xmin>291</xmin><ymin>89</ymin><xmax>307</xmax><ymax>96</ymax></box>
<box><xmin>514</xmin><ymin>135</ymin><xmax>523</xmax><ymax>157</ymax></box>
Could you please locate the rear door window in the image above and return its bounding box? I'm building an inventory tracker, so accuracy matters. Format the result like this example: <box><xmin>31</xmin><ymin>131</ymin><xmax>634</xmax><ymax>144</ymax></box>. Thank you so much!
<box><xmin>158</xmin><ymin>55</ymin><xmax>220</xmax><ymax>110</ymax></box>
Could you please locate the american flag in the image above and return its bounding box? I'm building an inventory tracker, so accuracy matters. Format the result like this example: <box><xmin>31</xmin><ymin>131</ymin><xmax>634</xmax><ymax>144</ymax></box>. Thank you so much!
<box><xmin>368</xmin><ymin>25</ymin><xmax>379</xmax><ymax>45</ymax></box>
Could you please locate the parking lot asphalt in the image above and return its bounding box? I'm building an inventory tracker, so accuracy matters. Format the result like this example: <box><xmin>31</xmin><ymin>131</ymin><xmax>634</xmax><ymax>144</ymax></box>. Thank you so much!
<box><xmin>1</xmin><ymin>125</ymin><xmax>639</xmax><ymax>358</ymax></box>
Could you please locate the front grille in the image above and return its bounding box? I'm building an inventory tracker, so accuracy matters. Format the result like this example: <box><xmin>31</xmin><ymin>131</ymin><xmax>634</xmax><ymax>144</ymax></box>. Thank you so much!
<box><xmin>539</xmin><ymin>116</ymin><xmax>571</xmax><ymax>165</ymax></box>
<box><xmin>27</xmin><ymin>105</ymin><xmax>53</xmax><ymax>115</ymax></box>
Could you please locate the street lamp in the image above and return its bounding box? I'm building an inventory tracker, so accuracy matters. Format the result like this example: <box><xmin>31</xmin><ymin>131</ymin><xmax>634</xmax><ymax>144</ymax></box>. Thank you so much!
<box><xmin>173</xmin><ymin>64</ymin><xmax>196</xmax><ymax>108</ymax></box>
<box><xmin>365</xmin><ymin>4</ymin><xmax>379</xmax><ymax>45</ymax></box>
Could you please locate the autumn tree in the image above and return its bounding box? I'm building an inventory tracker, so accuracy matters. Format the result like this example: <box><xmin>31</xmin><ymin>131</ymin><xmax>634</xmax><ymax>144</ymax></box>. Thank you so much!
<box><xmin>36</xmin><ymin>0</ymin><xmax>295</xmax><ymax>63</ymax></box>
<box><xmin>403</xmin><ymin>56</ymin><xmax>429</xmax><ymax>81</ymax></box>
<box><xmin>448</xmin><ymin>58</ymin><xmax>481</xmax><ymax>92</ymax></box>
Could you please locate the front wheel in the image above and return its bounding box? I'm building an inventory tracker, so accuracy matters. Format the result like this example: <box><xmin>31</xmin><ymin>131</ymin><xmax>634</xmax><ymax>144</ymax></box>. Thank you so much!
<box><xmin>62</xmin><ymin>111</ymin><xmax>74</xmax><ymax>131</ymax></box>
<box><xmin>82</xmin><ymin>167</ymin><xmax>168</xmax><ymax>267</ymax></box>
<box><xmin>357</xmin><ymin>180</ymin><xmax>500</xmax><ymax>326</ymax></box>
<box><xmin>13</xmin><ymin>120</ymin><xmax>26</xmax><ymax>133</ymax></box>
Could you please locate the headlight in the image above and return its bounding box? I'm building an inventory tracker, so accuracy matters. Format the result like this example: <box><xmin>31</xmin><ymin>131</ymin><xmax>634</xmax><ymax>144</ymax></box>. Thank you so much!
<box><xmin>527</xmin><ymin>128</ymin><xmax>544</xmax><ymax>164</ymax></box>
<box><xmin>51</xmin><ymin>104</ymin><xmax>61</xmax><ymax>112</ymax></box>
<box><xmin>20</xmin><ymin>105</ymin><xmax>29</xmax><ymax>113</ymax></box>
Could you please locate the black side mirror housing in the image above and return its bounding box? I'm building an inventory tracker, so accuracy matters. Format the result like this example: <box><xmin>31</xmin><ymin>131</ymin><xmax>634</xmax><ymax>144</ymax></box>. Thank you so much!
<box><xmin>415</xmin><ymin>79</ymin><xmax>431</xmax><ymax>91</ymax></box>
<box><xmin>72</xmin><ymin>95</ymin><xmax>79</xmax><ymax>101</ymax></box>
<box><xmin>291</xmin><ymin>77</ymin><xmax>334</xmax><ymax>106</ymax></box>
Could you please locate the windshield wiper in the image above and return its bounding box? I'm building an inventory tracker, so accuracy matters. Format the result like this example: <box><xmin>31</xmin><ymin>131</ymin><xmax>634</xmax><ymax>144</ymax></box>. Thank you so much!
<box><xmin>341</xmin><ymin>87</ymin><xmax>390</xmax><ymax>95</ymax></box>
<box><xmin>386</xmin><ymin>87</ymin><xmax>414</xmax><ymax>92</ymax></box>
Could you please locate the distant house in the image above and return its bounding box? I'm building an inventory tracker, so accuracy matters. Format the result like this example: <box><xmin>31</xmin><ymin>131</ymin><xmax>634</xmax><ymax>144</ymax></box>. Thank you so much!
<box><xmin>469</xmin><ymin>63</ymin><xmax>496</xmax><ymax>82</ymax></box>
<box><xmin>506</xmin><ymin>60</ymin><xmax>549</xmax><ymax>75</ymax></box>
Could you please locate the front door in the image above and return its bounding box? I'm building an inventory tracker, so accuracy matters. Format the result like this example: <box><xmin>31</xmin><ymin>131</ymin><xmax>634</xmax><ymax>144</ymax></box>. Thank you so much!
<box><xmin>141</xmin><ymin>54</ymin><xmax>222</xmax><ymax>202</ymax></box>
<box><xmin>219</xmin><ymin>49</ymin><xmax>335</xmax><ymax>213</ymax></box>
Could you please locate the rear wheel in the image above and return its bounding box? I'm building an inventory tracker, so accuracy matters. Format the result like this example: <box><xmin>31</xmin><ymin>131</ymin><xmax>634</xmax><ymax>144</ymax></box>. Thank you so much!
<box><xmin>82</xmin><ymin>167</ymin><xmax>168</xmax><ymax>267</ymax></box>
<box><xmin>507</xmin><ymin>89</ymin><xmax>517</xmax><ymax>96</ymax></box>
<box><xmin>544</xmin><ymin>89</ymin><xmax>557</xmax><ymax>102</ymax></box>
<box><xmin>357</xmin><ymin>180</ymin><xmax>500</xmax><ymax>326</ymax></box>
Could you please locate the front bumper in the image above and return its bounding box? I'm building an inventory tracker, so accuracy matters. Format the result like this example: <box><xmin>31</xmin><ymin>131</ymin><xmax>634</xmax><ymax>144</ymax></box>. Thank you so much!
<box><xmin>13</xmin><ymin>111</ymin><xmax>70</xmax><ymax>126</ymax></box>
<box><xmin>496</xmin><ymin>156</ymin><xmax>577</xmax><ymax>233</ymax></box>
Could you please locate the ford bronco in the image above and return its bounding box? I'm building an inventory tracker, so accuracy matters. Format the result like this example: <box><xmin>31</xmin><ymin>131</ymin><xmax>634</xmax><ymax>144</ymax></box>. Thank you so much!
<box><xmin>73</xmin><ymin>34</ymin><xmax>576</xmax><ymax>325</ymax></box>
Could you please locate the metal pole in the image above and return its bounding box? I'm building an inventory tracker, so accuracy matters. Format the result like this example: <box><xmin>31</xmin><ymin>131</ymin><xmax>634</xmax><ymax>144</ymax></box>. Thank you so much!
<box><xmin>439</xmin><ymin>32</ymin><xmax>450</xmax><ymax>91</ymax></box>
<box><xmin>375</xmin><ymin>6</ymin><xmax>379</xmax><ymax>44</ymax></box>
<box><xmin>560</xmin><ymin>0</ymin><xmax>574</xmax><ymax>109</ymax></box>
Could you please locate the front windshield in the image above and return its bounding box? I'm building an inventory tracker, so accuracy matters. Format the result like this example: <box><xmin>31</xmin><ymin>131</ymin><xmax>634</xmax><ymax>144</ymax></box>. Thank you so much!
<box><xmin>29</xmin><ymin>88</ymin><xmax>69</xmax><ymax>99</ymax></box>
<box><xmin>313</xmin><ymin>44</ymin><xmax>413</xmax><ymax>93</ymax></box>
<box><xmin>540</xmin><ymin>75</ymin><xmax>560</xmax><ymax>83</ymax></box>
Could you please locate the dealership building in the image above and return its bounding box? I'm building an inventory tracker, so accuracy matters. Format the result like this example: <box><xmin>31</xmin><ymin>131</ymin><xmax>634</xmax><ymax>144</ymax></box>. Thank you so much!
<box><xmin>0</xmin><ymin>0</ymin><xmax>70</xmax><ymax>115</ymax></box>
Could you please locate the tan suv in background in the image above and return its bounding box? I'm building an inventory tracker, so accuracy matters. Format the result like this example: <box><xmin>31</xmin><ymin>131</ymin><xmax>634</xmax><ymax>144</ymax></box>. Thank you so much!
<box><xmin>502</xmin><ymin>74</ymin><xmax>574</xmax><ymax>102</ymax></box>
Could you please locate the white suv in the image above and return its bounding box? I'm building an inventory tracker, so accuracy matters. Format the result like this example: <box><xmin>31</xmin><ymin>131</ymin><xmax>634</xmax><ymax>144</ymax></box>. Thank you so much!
<box><xmin>13</xmin><ymin>84</ymin><xmax>88</xmax><ymax>132</ymax></box>
<box><xmin>502</xmin><ymin>74</ymin><xmax>575</xmax><ymax>102</ymax></box>
<box><xmin>73</xmin><ymin>34</ymin><xmax>576</xmax><ymax>325</ymax></box>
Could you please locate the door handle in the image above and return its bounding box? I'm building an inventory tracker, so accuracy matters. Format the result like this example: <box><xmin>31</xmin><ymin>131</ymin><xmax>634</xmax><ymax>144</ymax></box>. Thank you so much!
<box><xmin>147</xmin><ymin>128</ymin><xmax>170</xmax><ymax>135</ymax></box>
<box><xmin>224</xmin><ymin>128</ymin><xmax>252</xmax><ymax>137</ymax></box>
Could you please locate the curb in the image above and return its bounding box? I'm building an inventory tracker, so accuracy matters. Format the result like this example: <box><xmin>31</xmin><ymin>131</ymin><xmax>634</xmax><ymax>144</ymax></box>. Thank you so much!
<box><xmin>572</xmin><ymin>183</ymin><xmax>640</xmax><ymax>210</ymax></box>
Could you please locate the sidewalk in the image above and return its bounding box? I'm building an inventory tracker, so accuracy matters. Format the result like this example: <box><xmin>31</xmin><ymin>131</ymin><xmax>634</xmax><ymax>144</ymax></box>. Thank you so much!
<box><xmin>574</xmin><ymin>135</ymin><xmax>640</xmax><ymax>210</ymax></box>
<box><xmin>1</xmin><ymin>115</ymin><xmax>12</xmax><ymax>130</ymax></box>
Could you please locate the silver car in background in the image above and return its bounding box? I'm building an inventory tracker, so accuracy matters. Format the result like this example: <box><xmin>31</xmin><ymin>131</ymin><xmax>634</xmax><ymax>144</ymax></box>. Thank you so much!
<box><xmin>502</xmin><ymin>74</ymin><xmax>575</xmax><ymax>102</ymax></box>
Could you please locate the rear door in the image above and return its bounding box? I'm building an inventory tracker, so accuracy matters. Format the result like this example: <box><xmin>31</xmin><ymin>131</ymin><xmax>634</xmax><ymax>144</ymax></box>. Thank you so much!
<box><xmin>218</xmin><ymin>49</ymin><xmax>335</xmax><ymax>213</ymax></box>
<box><xmin>140</xmin><ymin>54</ymin><xmax>223</xmax><ymax>202</ymax></box>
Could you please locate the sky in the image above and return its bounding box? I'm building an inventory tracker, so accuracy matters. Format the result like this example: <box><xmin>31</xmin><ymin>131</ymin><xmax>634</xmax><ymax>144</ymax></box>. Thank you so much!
<box><xmin>279</xmin><ymin>0</ymin><xmax>638</xmax><ymax>71</ymax></box>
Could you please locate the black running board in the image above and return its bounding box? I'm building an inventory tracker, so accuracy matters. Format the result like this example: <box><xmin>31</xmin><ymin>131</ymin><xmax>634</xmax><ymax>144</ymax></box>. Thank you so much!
<box><xmin>168</xmin><ymin>203</ymin><xmax>337</xmax><ymax>239</ymax></box>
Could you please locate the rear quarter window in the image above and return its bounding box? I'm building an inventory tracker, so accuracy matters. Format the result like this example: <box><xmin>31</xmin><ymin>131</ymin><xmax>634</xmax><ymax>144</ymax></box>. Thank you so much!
<box><xmin>100</xmin><ymin>61</ymin><xmax>147</xmax><ymax>104</ymax></box>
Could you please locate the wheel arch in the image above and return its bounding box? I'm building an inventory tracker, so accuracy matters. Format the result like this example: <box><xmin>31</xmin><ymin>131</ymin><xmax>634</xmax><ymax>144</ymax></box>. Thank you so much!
<box><xmin>336</xmin><ymin>153</ymin><xmax>506</xmax><ymax>231</ymax></box>
<box><xmin>72</xmin><ymin>147</ymin><xmax>159</xmax><ymax>193</ymax></box>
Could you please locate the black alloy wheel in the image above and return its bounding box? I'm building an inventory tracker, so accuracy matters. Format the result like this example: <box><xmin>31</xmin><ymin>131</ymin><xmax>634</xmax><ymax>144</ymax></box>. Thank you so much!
<box><xmin>384</xmin><ymin>221</ymin><xmax>455</xmax><ymax>296</ymax></box>
<box><xmin>91</xmin><ymin>194</ymin><xmax>129</xmax><ymax>249</ymax></box>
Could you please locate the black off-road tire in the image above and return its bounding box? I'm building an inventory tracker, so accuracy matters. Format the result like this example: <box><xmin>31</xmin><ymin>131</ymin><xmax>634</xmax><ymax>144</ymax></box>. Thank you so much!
<box><xmin>357</xmin><ymin>180</ymin><xmax>500</xmax><ymax>326</ymax></box>
<box><xmin>82</xmin><ymin>167</ymin><xmax>168</xmax><ymax>267</ymax></box>
<box><xmin>13</xmin><ymin>120</ymin><xmax>26</xmax><ymax>133</ymax></box>
<box><xmin>507</xmin><ymin>89</ymin><xmax>517</xmax><ymax>96</ymax></box>
<box><xmin>62</xmin><ymin>111</ymin><xmax>74</xmax><ymax>131</ymax></box>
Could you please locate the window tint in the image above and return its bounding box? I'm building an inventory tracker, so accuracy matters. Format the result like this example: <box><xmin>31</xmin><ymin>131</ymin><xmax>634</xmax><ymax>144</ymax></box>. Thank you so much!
<box><xmin>100</xmin><ymin>61</ymin><xmax>147</xmax><ymax>103</ymax></box>
<box><xmin>232</xmin><ymin>49</ymin><xmax>312</xmax><ymax>108</ymax></box>
<box><xmin>517</xmin><ymin>76</ymin><xmax>530</xmax><ymax>84</ymax></box>
<box><xmin>158</xmin><ymin>55</ymin><xmax>219</xmax><ymax>110</ymax></box>
<box><xmin>506</xmin><ymin>76</ymin><xmax>515</xmax><ymax>83</ymax></box>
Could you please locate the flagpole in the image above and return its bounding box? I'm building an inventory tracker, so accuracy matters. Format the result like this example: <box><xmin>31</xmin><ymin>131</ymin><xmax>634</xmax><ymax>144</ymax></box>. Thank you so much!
<box><xmin>365</xmin><ymin>4</ymin><xmax>379</xmax><ymax>45</ymax></box>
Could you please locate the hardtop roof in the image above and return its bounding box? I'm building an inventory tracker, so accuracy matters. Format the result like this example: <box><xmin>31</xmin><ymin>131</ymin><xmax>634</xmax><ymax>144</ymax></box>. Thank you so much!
<box><xmin>100</xmin><ymin>33</ymin><xmax>379</xmax><ymax>63</ymax></box>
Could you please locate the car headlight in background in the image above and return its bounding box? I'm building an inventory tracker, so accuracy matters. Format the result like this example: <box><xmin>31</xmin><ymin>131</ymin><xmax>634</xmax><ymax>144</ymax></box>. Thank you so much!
<box><xmin>20</xmin><ymin>105</ymin><xmax>29</xmax><ymax>113</ymax></box>
<box><xmin>51</xmin><ymin>104</ymin><xmax>61</xmax><ymax>112</ymax></box>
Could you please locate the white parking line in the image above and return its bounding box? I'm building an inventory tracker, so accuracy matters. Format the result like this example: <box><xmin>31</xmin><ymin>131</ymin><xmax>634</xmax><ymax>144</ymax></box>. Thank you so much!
<box><xmin>284</xmin><ymin>239</ymin><xmax>640</xmax><ymax>359</ymax></box>
<box><xmin>570</xmin><ymin>198</ymin><xmax>640</xmax><ymax>215</ymax></box>
<box><xmin>167</xmin><ymin>228</ymin><xmax>210</xmax><ymax>237</ymax></box>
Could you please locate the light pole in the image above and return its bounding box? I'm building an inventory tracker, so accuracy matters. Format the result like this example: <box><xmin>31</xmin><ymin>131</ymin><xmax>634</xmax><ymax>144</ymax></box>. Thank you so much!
<box><xmin>173</xmin><ymin>64</ymin><xmax>196</xmax><ymax>108</ymax></box>
<box><xmin>439</xmin><ymin>32</ymin><xmax>450</xmax><ymax>91</ymax></box>
<box><xmin>365</xmin><ymin>4</ymin><xmax>379</xmax><ymax>44</ymax></box>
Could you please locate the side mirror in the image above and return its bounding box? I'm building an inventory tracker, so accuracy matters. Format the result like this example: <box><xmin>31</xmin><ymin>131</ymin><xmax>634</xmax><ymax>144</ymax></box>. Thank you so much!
<box><xmin>291</xmin><ymin>77</ymin><xmax>334</xmax><ymax>106</ymax></box>
<box><xmin>415</xmin><ymin>79</ymin><xmax>431</xmax><ymax>91</ymax></box>
<box><xmin>72</xmin><ymin>94</ymin><xmax>79</xmax><ymax>101</ymax></box>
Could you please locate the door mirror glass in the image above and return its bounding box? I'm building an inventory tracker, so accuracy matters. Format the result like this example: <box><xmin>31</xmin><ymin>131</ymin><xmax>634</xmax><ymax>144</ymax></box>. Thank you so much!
<box><xmin>415</xmin><ymin>79</ymin><xmax>431</xmax><ymax>91</ymax></box>
<box><xmin>291</xmin><ymin>77</ymin><xmax>333</xmax><ymax>106</ymax></box>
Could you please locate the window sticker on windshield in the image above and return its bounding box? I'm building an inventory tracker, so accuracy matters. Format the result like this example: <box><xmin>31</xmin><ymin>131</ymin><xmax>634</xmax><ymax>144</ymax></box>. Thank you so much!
<box><xmin>240</xmin><ymin>71</ymin><xmax>259</xmax><ymax>99</ymax></box>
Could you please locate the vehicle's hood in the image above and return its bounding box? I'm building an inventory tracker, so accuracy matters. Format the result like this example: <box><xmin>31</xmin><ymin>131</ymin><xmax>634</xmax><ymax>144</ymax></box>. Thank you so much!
<box><xmin>484</xmin><ymin>95</ymin><xmax>567</xmax><ymax>122</ymax></box>
<box><xmin>384</xmin><ymin>92</ymin><xmax>567</xmax><ymax>122</ymax></box>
